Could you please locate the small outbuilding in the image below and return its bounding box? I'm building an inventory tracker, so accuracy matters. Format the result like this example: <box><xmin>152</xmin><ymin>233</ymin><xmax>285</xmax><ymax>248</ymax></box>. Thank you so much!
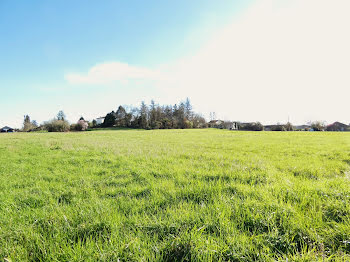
<box><xmin>1</xmin><ymin>126</ymin><xmax>14</xmax><ymax>133</ymax></box>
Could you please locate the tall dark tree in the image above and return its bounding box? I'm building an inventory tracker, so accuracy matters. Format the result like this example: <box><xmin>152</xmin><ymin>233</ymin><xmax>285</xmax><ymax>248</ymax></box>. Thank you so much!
<box><xmin>24</xmin><ymin>115</ymin><xmax>31</xmax><ymax>124</ymax></box>
<box><xmin>103</xmin><ymin>111</ymin><xmax>116</xmax><ymax>127</ymax></box>
<box><xmin>23</xmin><ymin>115</ymin><xmax>32</xmax><ymax>131</ymax></box>
<box><xmin>139</xmin><ymin>101</ymin><xmax>149</xmax><ymax>129</ymax></box>
<box><xmin>184</xmin><ymin>97</ymin><xmax>192</xmax><ymax>120</ymax></box>
<box><xmin>149</xmin><ymin>100</ymin><xmax>159</xmax><ymax>129</ymax></box>
<box><xmin>92</xmin><ymin>119</ymin><xmax>97</xmax><ymax>127</ymax></box>
<box><xmin>22</xmin><ymin>115</ymin><xmax>38</xmax><ymax>132</ymax></box>
<box><xmin>115</xmin><ymin>106</ymin><xmax>127</xmax><ymax>127</ymax></box>
<box><xmin>177</xmin><ymin>102</ymin><xmax>186</xmax><ymax>128</ymax></box>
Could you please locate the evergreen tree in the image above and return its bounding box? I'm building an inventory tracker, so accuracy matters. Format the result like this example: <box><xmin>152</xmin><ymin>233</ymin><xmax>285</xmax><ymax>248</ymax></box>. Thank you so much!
<box><xmin>184</xmin><ymin>97</ymin><xmax>192</xmax><ymax>120</ymax></box>
<box><xmin>139</xmin><ymin>101</ymin><xmax>149</xmax><ymax>129</ymax></box>
<box><xmin>177</xmin><ymin>102</ymin><xmax>186</xmax><ymax>128</ymax></box>
<box><xmin>149</xmin><ymin>100</ymin><xmax>158</xmax><ymax>129</ymax></box>
<box><xmin>115</xmin><ymin>106</ymin><xmax>127</xmax><ymax>127</ymax></box>
<box><xmin>103</xmin><ymin>111</ymin><xmax>116</xmax><ymax>127</ymax></box>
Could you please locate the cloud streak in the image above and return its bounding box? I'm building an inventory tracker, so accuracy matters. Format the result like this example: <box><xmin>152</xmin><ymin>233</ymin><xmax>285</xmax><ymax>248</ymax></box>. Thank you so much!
<box><xmin>65</xmin><ymin>62</ymin><xmax>162</xmax><ymax>85</ymax></box>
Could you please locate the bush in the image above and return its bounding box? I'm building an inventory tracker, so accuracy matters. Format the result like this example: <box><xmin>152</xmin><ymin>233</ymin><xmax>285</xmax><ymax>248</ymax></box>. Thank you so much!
<box><xmin>70</xmin><ymin>121</ymin><xmax>89</xmax><ymax>131</ymax></box>
<box><xmin>44</xmin><ymin>120</ymin><xmax>70</xmax><ymax>132</ymax></box>
<box><xmin>272</xmin><ymin>125</ymin><xmax>286</xmax><ymax>131</ymax></box>
<box><xmin>311</xmin><ymin>121</ymin><xmax>325</xmax><ymax>131</ymax></box>
<box><xmin>240</xmin><ymin>122</ymin><xmax>264</xmax><ymax>131</ymax></box>
<box><xmin>184</xmin><ymin>120</ymin><xmax>193</xmax><ymax>129</ymax></box>
<box><xmin>76</xmin><ymin>120</ymin><xmax>89</xmax><ymax>131</ymax></box>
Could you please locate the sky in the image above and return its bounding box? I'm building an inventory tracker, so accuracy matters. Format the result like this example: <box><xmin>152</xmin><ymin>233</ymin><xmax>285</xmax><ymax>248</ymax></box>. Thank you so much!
<box><xmin>1</xmin><ymin>0</ymin><xmax>350</xmax><ymax>128</ymax></box>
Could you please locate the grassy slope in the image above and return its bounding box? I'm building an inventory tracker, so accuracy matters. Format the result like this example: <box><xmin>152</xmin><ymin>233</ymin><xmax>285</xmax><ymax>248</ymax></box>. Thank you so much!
<box><xmin>0</xmin><ymin>129</ymin><xmax>350</xmax><ymax>261</ymax></box>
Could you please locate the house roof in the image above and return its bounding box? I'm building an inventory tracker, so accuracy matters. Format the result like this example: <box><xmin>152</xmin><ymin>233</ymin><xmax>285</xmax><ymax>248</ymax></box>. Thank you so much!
<box><xmin>209</xmin><ymin>120</ymin><xmax>223</xmax><ymax>123</ymax></box>
<box><xmin>1</xmin><ymin>126</ymin><xmax>13</xmax><ymax>130</ymax></box>
<box><xmin>327</xmin><ymin>121</ymin><xmax>348</xmax><ymax>127</ymax></box>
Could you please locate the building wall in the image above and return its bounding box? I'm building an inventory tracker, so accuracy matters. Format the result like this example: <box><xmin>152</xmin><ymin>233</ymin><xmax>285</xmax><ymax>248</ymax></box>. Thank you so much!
<box><xmin>96</xmin><ymin>118</ymin><xmax>104</xmax><ymax>125</ymax></box>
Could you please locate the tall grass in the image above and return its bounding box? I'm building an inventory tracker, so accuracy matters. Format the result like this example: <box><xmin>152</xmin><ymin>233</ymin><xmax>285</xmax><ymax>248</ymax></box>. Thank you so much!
<box><xmin>0</xmin><ymin>129</ymin><xmax>349</xmax><ymax>261</ymax></box>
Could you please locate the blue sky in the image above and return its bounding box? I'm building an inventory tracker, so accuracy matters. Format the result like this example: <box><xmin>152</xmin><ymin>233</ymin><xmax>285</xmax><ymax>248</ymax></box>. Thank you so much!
<box><xmin>0</xmin><ymin>0</ymin><xmax>251</xmax><ymax>127</ymax></box>
<box><xmin>1</xmin><ymin>0</ymin><xmax>350</xmax><ymax>128</ymax></box>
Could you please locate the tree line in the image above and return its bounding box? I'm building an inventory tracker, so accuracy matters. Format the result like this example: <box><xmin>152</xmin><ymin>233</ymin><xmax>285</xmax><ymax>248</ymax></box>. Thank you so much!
<box><xmin>99</xmin><ymin>98</ymin><xmax>207</xmax><ymax>129</ymax></box>
<box><xmin>18</xmin><ymin>98</ymin><xmax>342</xmax><ymax>132</ymax></box>
<box><xmin>20</xmin><ymin>98</ymin><xmax>207</xmax><ymax>132</ymax></box>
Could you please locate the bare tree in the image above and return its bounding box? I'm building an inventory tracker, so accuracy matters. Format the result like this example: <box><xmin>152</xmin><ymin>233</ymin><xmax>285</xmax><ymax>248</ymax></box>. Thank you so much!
<box><xmin>57</xmin><ymin>110</ymin><xmax>66</xmax><ymax>121</ymax></box>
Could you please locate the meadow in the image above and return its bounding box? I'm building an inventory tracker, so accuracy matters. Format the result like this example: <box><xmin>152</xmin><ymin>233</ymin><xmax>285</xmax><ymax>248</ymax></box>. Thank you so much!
<box><xmin>0</xmin><ymin>129</ymin><xmax>350</xmax><ymax>261</ymax></box>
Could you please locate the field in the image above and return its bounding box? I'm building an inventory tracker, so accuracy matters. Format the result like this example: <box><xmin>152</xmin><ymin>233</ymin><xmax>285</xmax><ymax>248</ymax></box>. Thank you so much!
<box><xmin>1</xmin><ymin>129</ymin><xmax>350</xmax><ymax>261</ymax></box>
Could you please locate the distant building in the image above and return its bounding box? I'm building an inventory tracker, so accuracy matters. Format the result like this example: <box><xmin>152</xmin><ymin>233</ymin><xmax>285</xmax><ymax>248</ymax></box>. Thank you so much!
<box><xmin>294</xmin><ymin>125</ymin><xmax>311</xmax><ymax>131</ymax></box>
<box><xmin>226</xmin><ymin>122</ymin><xmax>239</xmax><ymax>130</ymax></box>
<box><xmin>208</xmin><ymin>120</ymin><xmax>224</xmax><ymax>128</ymax></box>
<box><xmin>95</xmin><ymin>117</ymin><xmax>105</xmax><ymax>125</ymax></box>
<box><xmin>208</xmin><ymin>120</ymin><xmax>238</xmax><ymax>130</ymax></box>
<box><xmin>0</xmin><ymin>126</ymin><xmax>14</xmax><ymax>133</ymax></box>
<box><xmin>221</xmin><ymin>122</ymin><xmax>238</xmax><ymax>130</ymax></box>
<box><xmin>326</xmin><ymin>122</ymin><xmax>349</xmax><ymax>132</ymax></box>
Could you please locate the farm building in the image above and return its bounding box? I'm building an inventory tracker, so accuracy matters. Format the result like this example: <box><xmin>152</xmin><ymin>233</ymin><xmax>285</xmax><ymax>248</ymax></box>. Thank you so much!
<box><xmin>326</xmin><ymin>122</ymin><xmax>349</xmax><ymax>131</ymax></box>
<box><xmin>225</xmin><ymin>122</ymin><xmax>239</xmax><ymax>130</ymax></box>
<box><xmin>208</xmin><ymin>120</ymin><xmax>224</xmax><ymax>128</ymax></box>
<box><xmin>294</xmin><ymin>125</ymin><xmax>311</xmax><ymax>131</ymax></box>
<box><xmin>1</xmin><ymin>126</ymin><xmax>14</xmax><ymax>133</ymax></box>
<box><xmin>209</xmin><ymin>120</ymin><xmax>238</xmax><ymax>130</ymax></box>
<box><xmin>95</xmin><ymin>117</ymin><xmax>105</xmax><ymax>125</ymax></box>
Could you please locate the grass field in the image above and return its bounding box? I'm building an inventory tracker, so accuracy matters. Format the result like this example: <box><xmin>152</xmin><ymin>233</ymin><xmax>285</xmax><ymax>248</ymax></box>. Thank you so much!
<box><xmin>1</xmin><ymin>129</ymin><xmax>350</xmax><ymax>261</ymax></box>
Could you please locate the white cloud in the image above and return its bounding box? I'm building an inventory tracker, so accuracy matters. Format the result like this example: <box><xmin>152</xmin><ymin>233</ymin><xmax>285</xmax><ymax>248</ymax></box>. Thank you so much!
<box><xmin>160</xmin><ymin>0</ymin><xmax>350</xmax><ymax>124</ymax></box>
<box><xmin>65</xmin><ymin>61</ymin><xmax>162</xmax><ymax>85</ymax></box>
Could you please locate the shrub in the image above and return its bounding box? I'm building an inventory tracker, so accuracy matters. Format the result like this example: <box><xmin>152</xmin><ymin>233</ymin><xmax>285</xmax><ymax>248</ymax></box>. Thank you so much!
<box><xmin>184</xmin><ymin>120</ymin><xmax>193</xmax><ymax>129</ymax></box>
<box><xmin>76</xmin><ymin>120</ymin><xmax>89</xmax><ymax>131</ymax></box>
<box><xmin>240</xmin><ymin>122</ymin><xmax>264</xmax><ymax>131</ymax></box>
<box><xmin>272</xmin><ymin>125</ymin><xmax>286</xmax><ymax>131</ymax></box>
<box><xmin>44</xmin><ymin>120</ymin><xmax>70</xmax><ymax>132</ymax></box>
<box><xmin>311</xmin><ymin>121</ymin><xmax>325</xmax><ymax>131</ymax></box>
<box><xmin>70</xmin><ymin>121</ymin><xmax>89</xmax><ymax>131</ymax></box>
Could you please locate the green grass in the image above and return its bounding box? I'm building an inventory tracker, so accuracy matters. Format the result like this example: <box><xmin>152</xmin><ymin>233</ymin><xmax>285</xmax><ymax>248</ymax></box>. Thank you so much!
<box><xmin>0</xmin><ymin>129</ymin><xmax>350</xmax><ymax>261</ymax></box>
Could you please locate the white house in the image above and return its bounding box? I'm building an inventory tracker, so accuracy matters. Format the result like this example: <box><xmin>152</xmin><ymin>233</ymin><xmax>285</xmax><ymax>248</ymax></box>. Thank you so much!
<box><xmin>95</xmin><ymin>117</ymin><xmax>105</xmax><ymax>125</ymax></box>
<box><xmin>209</xmin><ymin>120</ymin><xmax>238</xmax><ymax>130</ymax></box>
<box><xmin>209</xmin><ymin>120</ymin><xmax>224</xmax><ymax>127</ymax></box>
